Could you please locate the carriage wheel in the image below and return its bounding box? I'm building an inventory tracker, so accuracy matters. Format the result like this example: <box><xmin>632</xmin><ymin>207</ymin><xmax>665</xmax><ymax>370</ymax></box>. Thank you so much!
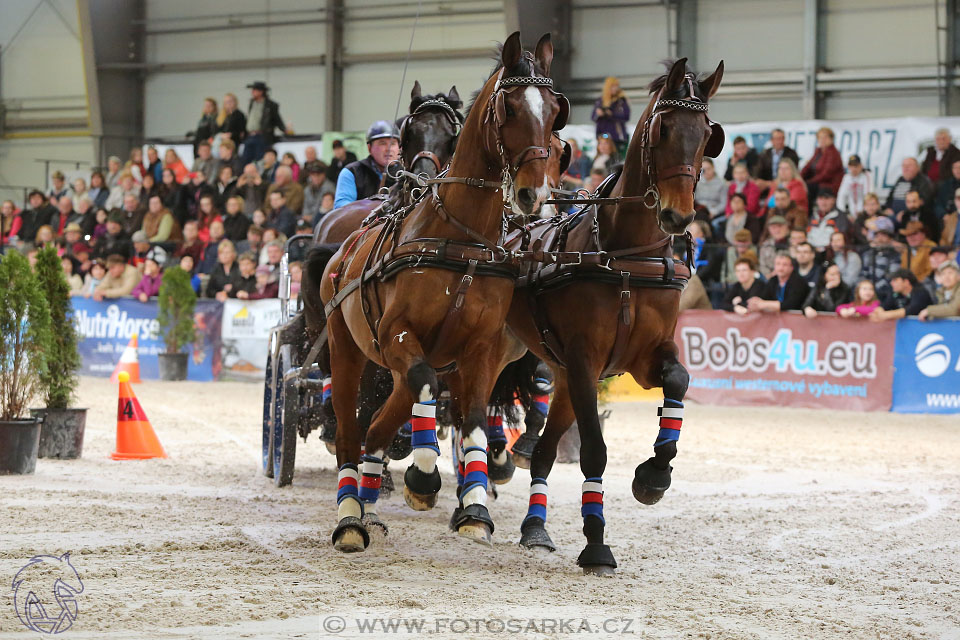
<box><xmin>262</xmin><ymin>352</ymin><xmax>276</xmax><ymax>478</ymax></box>
<box><xmin>272</xmin><ymin>345</ymin><xmax>298</xmax><ymax>487</ymax></box>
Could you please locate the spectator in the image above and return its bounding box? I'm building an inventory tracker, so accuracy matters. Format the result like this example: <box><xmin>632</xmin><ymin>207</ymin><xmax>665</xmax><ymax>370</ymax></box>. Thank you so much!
<box><xmin>194</xmin><ymin>97</ymin><xmax>218</xmax><ymax>158</ymax></box>
<box><xmin>1</xmin><ymin>199</ymin><xmax>21</xmax><ymax>245</ymax></box>
<box><xmin>105</xmin><ymin>155</ymin><xmax>123</xmax><ymax>189</ymax></box>
<box><xmin>119</xmin><ymin>193</ymin><xmax>146</xmax><ymax>237</ymax></box>
<box><xmin>79</xmin><ymin>260</ymin><xmax>106</xmax><ymax>297</ymax></box>
<box><xmin>592</xmin><ymin>77</ymin><xmax>630</xmax><ymax>156</ymax></box>
<box><xmin>900</xmin><ymin>220</ymin><xmax>937</xmax><ymax>281</ymax></box>
<box><xmin>795</xmin><ymin>241</ymin><xmax>822</xmax><ymax>289</ymax></box>
<box><xmin>132</xmin><ymin>247</ymin><xmax>166</xmax><ymax>302</ymax></box>
<box><xmin>35</xmin><ymin>225</ymin><xmax>56</xmax><ymax>250</ymax></box>
<box><xmin>177</xmin><ymin>171</ymin><xmax>214</xmax><ymax>225</ymax></box>
<box><xmin>836</xmin><ymin>154</ymin><xmax>873</xmax><ymax>218</ymax></box>
<box><xmin>859</xmin><ymin>217</ymin><xmax>901</xmax><ymax>300</ymax></box>
<box><xmin>943</xmin><ymin>188</ymin><xmax>959</xmax><ymax>248</ymax></box>
<box><xmin>139</xmin><ymin>173</ymin><xmax>158</xmax><ymax>208</ymax></box>
<box><xmin>265</xmin><ymin>190</ymin><xmax>297</xmax><ymax>238</ymax></box>
<box><xmin>724</xmin><ymin>163</ymin><xmax>761</xmax><ymax>218</ymax></box>
<box><xmin>179</xmin><ymin>254</ymin><xmax>202</xmax><ymax>294</ymax></box>
<box><xmin>192</xmin><ymin>141</ymin><xmax>217</xmax><ymax>183</ymax></box>
<box><xmin>126</xmin><ymin>148</ymin><xmax>146</xmax><ymax>183</ymax></box>
<box><xmin>721</xmin><ymin>255</ymin><xmax>765</xmax><ymax>314</ymax></box>
<box><xmin>130</xmin><ymin>231</ymin><xmax>151</xmax><ymax>267</ymax></box>
<box><xmin>157</xmin><ymin>168</ymin><xmax>180</xmax><ymax>211</ymax></box>
<box><xmin>216</xmin><ymin>139</ymin><xmax>243</xmax><ymax>179</ymax></box>
<box><xmin>196</xmin><ymin>195</ymin><xmax>223</xmax><ymax>244</ymax></box>
<box><xmin>884</xmin><ymin>157</ymin><xmax>934</xmax><ymax>218</ymax></box>
<box><xmin>236</xmin><ymin>224</ymin><xmax>264</xmax><ymax>257</ymax></box>
<box><xmin>934</xmin><ymin>160</ymin><xmax>960</xmax><ymax>220</ymax></box>
<box><xmin>923</xmin><ymin>246</ymin><xmax>951</xmax><ymax>297</ymax></box>
<box><xmin>69</xmin><ymin>195</ymin><xmax>95</xmax><ymax>236</ymax></box>
<box><xmin>93</xmin><ymin>211</ymin><xmax>132</xmax><ymax>260</ymax></box>
<box><xmin>854</xmin><ymin>193</ymin><xmax>889</xmax><ymax>243</ymax></box>
<box><xmin>335</xmin><ymin>121</ymin><xmax>400</xmax><ymax>208</ymax></box>
<box><xmin>280</xmin><ymin>152</ymin><xmax>301</xmax><ymax>183</ymax></box>
<box><xmin>213</xmin><ymin>165</ymin><xmax>237</xmax><ymax>210</ymax></box>
<box><xmin>762</xmin><ymin>188</ymin><xmax>806</xmax><ymax>239</ymax></box>
<box><xmin>723</xmin><ymin>193</ymin><xmax>750</xmax><ymax>245</ymax></box>
<box><xmin>222</xmin><ymin>195</ymin><xmax>251</xmax><ymax>243</ymax></box>
<box><xmin>19</xmin><ymin>191</ymin><xmax>55</xmax><ymax>246</ymax></box>
<box><xmin>232</xmin><ymin>252</ymin><xmax>259</xmax><ymax>299</ymax></box>
<box><xmin>145</xmin><ymin>146</ymin><xmax>163</xmax><ymax>183</ymax></box>
<box><xmin>763</xmin><ymin>159</ymin><xmax>808</xmax><ymax>215</ymax></box>
<box><xmin>561</xmin><ymin>139</ymin><xmax>593</xmax><ymax>190</ymax></box>
<box><xmin>919</xmin><ymin>260</ymin><xmax>960</xmax><ymax>320</ymax></box>
<box><xmin>896</xmin><ymin>190</ymin><xmax>941</xmax><ymax>241</ymax></box>
<box><xmin>806</xmin><ymin>188</ymin><xmax>850</xmax><ymax>251</ymax></box>
<box><xmin>198</xmin><ymin>221</ymin><xmax>226</xmax><ymax>274</ymax></box>
<box><xmin>164</xmin><ymin>149</ymin><xmax>189</xmax><ymax>184</ymax></box>
<box><xmin>836</xmin><ymin>280</ymin><xmax>881</xmax><ymax>318</ymax></box>
<box><xmin>259</xmin><ymin>148</ymin><xmax>279</xmax><ymax>183</ymax></box>
<box><xmin>50</xmin><ymin>196</ymin><xmax>74</xmax><ymax>237</ymax></box>
<box><xmin>695</xmin><ymin>158</ymin><xmax>727</xmax><ymax>222</ymax></box>
<box><xmin>802</xmin><ymin>263</ymin><xmax>852</xmax><ymax>318</ymax></box>
<box><xmin>288</xmin><ymin>260</ymin><xmax>302</xmax><ymax>298</ymax></box>
<box><xmin>585</xmin><ymin>168</ymin><xmax>607</xmax><ymax>193</ymax></box>
<box><xmin>303</xmin><ymin>165</ymin><xmax>335</xmax><ymax>223</ymax></box>
<box><xmin>800</xmin><ymin>127</ymin><xmax>844</xmax><ymax>207</ymax></box>
<box><xmin>48</xmin><ymin>170</ymin><xmax>69</xmax><ymax>203</ymax></box>
<box><xmin>242</xmin><ymin>81</ymin><xmax>291</xmax><ymax>164</ymax></box>
<box><xmin>758</xmin><ymin>214</ymin><xmax>791</xmax><ymax>277</ymax></box>
<box><xmin>720</xmin><ymin>229</ymin><xmax>756</xmax><ymax>284</ymax></box>
<box><xmin>824</xmin><ymin>231</ymin><xmax>861</xmax><ymax>286</ymax></box>
<box><xmin>174</xmin><ymin>220</ymin><xmax>205</xmax><ymax>267</ymax></box>
<box><xmin>217</xmin><ymin>92</ymin><xmax>247</xmax><ymax>147</ymax></box>
<box><xmin>723</xmin><ymin>136</ymin><xmax>760</xmax><ymax>182</ymax></box>
<box><xmin>248</xmin><ymin>264</ymin><xmax>280</xmax><ymax>300</ymax></box>
<box><xmin>262</xmin><ymin>238</ymin><xmax>284</xmax><ymax>270</ymax></box>
<box><xmin>61</xmin><ymin>255</ymin><xmax>84</xmax><ymax>296</ymax></box>
<box><xmin>921</xmin><ymin>127</ymin><xmax>960</xmax><ymax>186</ymax></box>
<box><xmin>591</xmin><ymin>135</ymin><xmax>619</xmax><ymax>175</ymax></box>
<box><xmin>789</xmin><ymin>228</ymin><xmax>808</xmax><ymax>259</ymax></box>
<box><xmin>326</xmin><ymin>140</ymin><xmax>358</xmax><ymax>184</ymax></box>
<box><xmin>71</xmin><ymin>178</ymin><xmax>88</xmax><ymax>209</ymax></box>
<box><xmin>299</xmin><ymin>146</ymin><xmax>325</xmax><ymax>185</ymax></box>
<box><xmin>755</xmin><ymin>128</ymin><xmax>800</xmax><ymax>190</ymax></box>
<box><xmin>141</xmin><ymin>195</ymin><xmax>182</xmax><ymax>243</ymax></box>
<box><xmin>871</xmin><ymin>268</ymin><xmax>933</xmax><ymax>321</ymax></box>
<box><xmin>206</xmin><ymin>239</ymin><xmax>240</xmax><ymax>301</ymax></box>
<box><xmin>93</xmin><ymin>254</ymin><xmax>141</xmax><ymax>300</ymax></box>
<box><xmin>105</xmin><ymin>172</ymin><xmax>141</xmax><ymax>210</ymax></box>
<box><xmin>748</xmin><ymin>252</ymin><xmax>808</xmax><ymax>312</ymax></box>
<box><xmin>265</xmin><ymin>165</ymin><xmax>304</xmax><ymax>215</ymax></box>
<box><xmin>88</xmin><ymin>171</ymin><xmax>109</xmax><ymax>209</ymax></box>
<box><xmin>252</xmin><ymin>209</ymin><xmax>267</xmax><ymax>229</ymax></box>
<box><xmin>236</xmin><ymin>163</ymin><xmax>267</xmax><ymax>217</ymax></box>
<box><xmin>687</xmin><ymin>219</ymin><xmax>724</xmax><ymax>289</ymax></box>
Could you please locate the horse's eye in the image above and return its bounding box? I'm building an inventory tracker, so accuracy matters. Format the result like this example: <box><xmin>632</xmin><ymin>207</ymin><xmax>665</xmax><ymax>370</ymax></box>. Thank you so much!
<box><xmin>505</xmin><ymin>105</ymin><xmax>515</xmax><ymax>118</ymax></box>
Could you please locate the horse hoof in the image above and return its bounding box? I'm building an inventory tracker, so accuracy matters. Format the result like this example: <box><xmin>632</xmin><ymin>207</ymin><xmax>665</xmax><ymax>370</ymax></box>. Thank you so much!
<box><xmin>582</xmin><ymin>564</ymin><xmax>616</xmax><ymax>577</ymax></box>
<box><xmin>512</xmin><ymin>453</ymin><xmax>531</xmax><ymax>470</ymax></box>
<box><xmin>448</xmin><ymin>506</ymin><xmax>463</xmax><ymax>531</ymax></box>
<box><xmin>488</xmin><ymin>450</ymin><xmax>516</xmax><ymax>485</ymax></box>
<box><xmin>458</xmin><ymin>520</ymin><xmax>493</xmax><ymax>546</ymax></box>
<box><xmin>437</xmin><ymin>425</ymin><xmax>449</xmax><ymax>440</ymax></box>
<box><xmin>332</xmin><ymin>516</ymin><xmax>369</xmax><ymax>553</ymax></box>
<box><xmin>324</xmin><ymin>441</ymin><xmax>337</xmax><ymax>455</ymax></box>
<box><xmin>403</xmin><ymin>485</ymin><xmax>438</xmax><ymax>511</ymax></box>
<box><xmin>519</xmin><ymin>525</ymin><xmax>556</xmax><ymax>552</ymax></box>
<box><xmin>632</xmin><ymin>458</ymin><xmax>672</xmax><ymax>505</ymax></box>
<box><xmin>362</xmin><ymin>513</ymin><xmax>388</xmax><ymax>537</ymax></box>
<box><xmin>632</xmin><ymin>483</ymin><xmax>666</xmax><ymax>505</ymax></box>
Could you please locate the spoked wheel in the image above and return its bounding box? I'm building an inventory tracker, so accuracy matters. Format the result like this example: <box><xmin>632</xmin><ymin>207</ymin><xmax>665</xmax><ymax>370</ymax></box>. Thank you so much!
<box><xmin>271</xmin><ymin>344</ymin><xmax>299</xmax><ymax>487</ymax></box>
<box><xmin>262</xmin><ymin>351</ymin><xmax>276</xmax><ymax>478</ymax></box>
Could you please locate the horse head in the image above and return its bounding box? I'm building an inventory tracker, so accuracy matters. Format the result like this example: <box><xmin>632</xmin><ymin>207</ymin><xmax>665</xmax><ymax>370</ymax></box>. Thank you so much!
<box><xmin>639</xmin><ymin>58</ymin><xmax>724</xmax><ymax>234</ymax></box>
<box><xmin>399</xmin><ymin>81</ymin><xmax>464</xmax><ymax>180</ymax></box>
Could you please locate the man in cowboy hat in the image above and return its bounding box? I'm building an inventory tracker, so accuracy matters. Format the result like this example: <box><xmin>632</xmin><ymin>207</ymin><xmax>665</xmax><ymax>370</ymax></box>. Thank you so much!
<box><xmin>900</xmin><ymin>219</ymin><xmax>937</xmax><ymax>282</ymax></box>
<box><xmin>242</xmin><ymin>80</ymin><xmax>292</xmax><ymax>165</ymax></box>
<box><xmin>333</xmin><ymin>120</ymin><xmax>400</xmax><ymax>209</ymax></box>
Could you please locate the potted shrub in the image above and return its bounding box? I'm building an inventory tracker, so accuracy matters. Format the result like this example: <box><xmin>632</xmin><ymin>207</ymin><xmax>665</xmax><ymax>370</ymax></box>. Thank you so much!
<box><xmin>156</xmin><ymin>266</ymin><xmax>196</xmax><ymax>381</ymax></box>
<box><xmin>0</xmin><ymin>250</ymin><xmax>52</xmax><ymax>474</ymax></box>
<box><xmin>32</xmin><ymin>247</ymin><xmax>86</xmax><ymax>458</ymax></box>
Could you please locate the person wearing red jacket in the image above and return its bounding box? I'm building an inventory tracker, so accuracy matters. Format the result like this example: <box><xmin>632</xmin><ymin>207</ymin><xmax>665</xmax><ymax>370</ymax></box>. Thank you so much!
<box><xmin>724</xmin><ymin>163</ymin><xmax>762</xmax><ymax>217</ymax></box>
<box><xmin>801</xmin><ymin>127</ymin><xmax>844</xmax><ymax>211</ymax></box>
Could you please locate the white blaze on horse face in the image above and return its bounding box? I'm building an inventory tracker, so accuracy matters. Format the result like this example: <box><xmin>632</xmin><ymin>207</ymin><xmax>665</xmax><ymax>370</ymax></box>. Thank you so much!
<box><xmin>524</xmin><ymin>86</ymin><xmax>545</xmax><ymax>126</ymax></box>
<box><xmin>535</xmin><ymin>174</ymin><xmax>551</xmax><ymax>212</ymax></box>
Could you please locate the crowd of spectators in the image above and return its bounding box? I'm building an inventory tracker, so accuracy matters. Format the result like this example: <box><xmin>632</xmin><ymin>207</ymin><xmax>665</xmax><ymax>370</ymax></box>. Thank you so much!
<box><xmin>0</xmin><ymin>81</ymin><xmax>355</xmax><ymax>304</ymax></box>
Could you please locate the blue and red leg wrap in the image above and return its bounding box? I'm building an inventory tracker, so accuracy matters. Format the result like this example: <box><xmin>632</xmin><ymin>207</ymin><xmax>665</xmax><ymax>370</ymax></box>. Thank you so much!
<box><xmin>523</xmin><ymin>478</ymin><xmax>548</xmax><ymax>527</ymax></box>
<box><xmin>358</xmin><ymin>454</ymin><xmax>383</xmax><ymax>504</ymax></box>
<box><xmin>655</xmin><ymin>399</ymin><xmax>683</xmax><ymax>447</ymax></box>
<box><xmin>410</xmin><ymin>400</ymin><xmax>440</xmax><ymax>455</ymax></box>
<box><xmin>581</xmin><ymin>477</ymin><xmax>605</xmax><ymax>525</ymax></box>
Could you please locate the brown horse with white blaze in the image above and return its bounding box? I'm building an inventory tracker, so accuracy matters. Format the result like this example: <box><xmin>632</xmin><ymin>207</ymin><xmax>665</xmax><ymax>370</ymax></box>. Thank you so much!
<box><xmin>312</xmin><ymin>32</ymin><xmax>566</xmax><ymax>552</ymax></box>
<box><xmin>505</xmin><ymin>58</ymin><xmax>724</xmax><ymax>574</ymax></box>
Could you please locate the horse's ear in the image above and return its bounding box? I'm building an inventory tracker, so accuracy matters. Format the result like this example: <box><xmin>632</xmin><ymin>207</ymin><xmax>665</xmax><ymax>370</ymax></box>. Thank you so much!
<box><xmin>666</xmin><ymin>57</ymin><xmax>689</xmax><ymax>93</ymax></box>
<box><xmin>699</xmin><ymin>60</ymin><xmax>724</xmax><ymax>99</ymax></box>
<box><xmin>502</xmin><ymin>31</ymin><xmax>522</xmax><ymax>70</ymax></box>
<box><xmin>534</xmin><ymin>33</ymin><xmax>554</xmax><ymax>77</ymax></box>
<box><xmin>411</xmin><ymin>80</ymin><xmax>422</xmax><ymax>100</ymax></box>
<box><xmin>447</xmin><ymin>85</ymin><xmax>461</xmax><ymax>106</ymax></box>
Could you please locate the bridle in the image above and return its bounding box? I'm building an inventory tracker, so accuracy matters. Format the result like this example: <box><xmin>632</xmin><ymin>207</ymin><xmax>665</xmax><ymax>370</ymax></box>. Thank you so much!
<box><xmin>397</xmin><ymin>97</ymin><xmax>464</xmax><ymax>175</ymax></box>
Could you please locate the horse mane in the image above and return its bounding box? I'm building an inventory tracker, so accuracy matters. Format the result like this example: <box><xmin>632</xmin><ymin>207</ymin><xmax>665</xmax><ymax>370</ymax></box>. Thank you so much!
<box><xmin>464</xmin><ymin>43</ymin><xmax>548</xmax><ymax>120</ymax></box>
<box><xmin>646</xmin><ymin>58</ymin><xmax>708</xmax><ymax>101</ymax></box>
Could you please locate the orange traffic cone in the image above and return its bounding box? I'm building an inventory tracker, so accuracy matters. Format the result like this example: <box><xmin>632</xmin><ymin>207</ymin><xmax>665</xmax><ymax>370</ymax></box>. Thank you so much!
<box><xmin>110</xmin><ymin>334</ymin><xmax>141</xmax><ymax>383</ymax></box>
<box><xmin>111</xmin><ymin>371</ymin><xmax>167</xmax><ymax>460</ymax></box>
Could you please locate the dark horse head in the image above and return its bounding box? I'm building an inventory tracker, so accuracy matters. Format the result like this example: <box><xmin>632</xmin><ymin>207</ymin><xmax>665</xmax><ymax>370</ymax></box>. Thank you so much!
<box><xmin>397</xmin><ymin>81</ymin><xmax>464</xmax><ymax>181</ymax></box>
<box><xmin>639</xmin><ymin>58</ymin><xmax>724</xmax><ymax>234</ymax></box>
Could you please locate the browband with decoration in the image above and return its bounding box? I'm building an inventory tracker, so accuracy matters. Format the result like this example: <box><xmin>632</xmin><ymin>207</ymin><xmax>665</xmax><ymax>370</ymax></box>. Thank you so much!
<box><xmin>498</xmin><ymin>76</ymin><xmax>554</xmax><ymax>88</ymax></box>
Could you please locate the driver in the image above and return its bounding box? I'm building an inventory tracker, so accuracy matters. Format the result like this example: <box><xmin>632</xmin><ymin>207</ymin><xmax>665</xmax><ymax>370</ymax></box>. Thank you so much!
<box><xmin>333</xmin><ymin>120</ymin><xmax>401</xmax><ymax>208</ymax></box>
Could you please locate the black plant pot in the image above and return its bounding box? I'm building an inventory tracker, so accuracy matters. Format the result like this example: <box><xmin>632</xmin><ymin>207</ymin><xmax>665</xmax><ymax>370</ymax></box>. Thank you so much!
<box><xmin>158</xmin><ymin>352</ymin><xmax>189</xmax><ymax>381</ymax></box>
<box><xmin>30</xmin><ymin>408</ymin><xmax>87</xmax><ymax>459</ymax></box>
<box><xmin>0</xmin><ymin>418</ymin><xmax>41</xmax><ymax>474</ymax></box>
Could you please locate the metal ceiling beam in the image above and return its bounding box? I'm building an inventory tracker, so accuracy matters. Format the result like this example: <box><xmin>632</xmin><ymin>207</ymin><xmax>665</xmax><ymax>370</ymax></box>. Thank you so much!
<box><xmin>801</xmin><ymin>0</ymin><xmax>822</xmax><ymax>119</ymax></box>
<box><xmin>325</xmin><ymin>0</ymin><xmax>343</xmax><ymax>132</ymax></box>
<box><xmin>503</xmin><ymin>0</ymin><xmax>573</xmax><ymax>90</ymax></box>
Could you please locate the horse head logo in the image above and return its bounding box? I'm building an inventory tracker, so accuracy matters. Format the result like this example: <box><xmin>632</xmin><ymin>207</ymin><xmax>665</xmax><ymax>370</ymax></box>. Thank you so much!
<box><xmin>12</xmin><ymin>552</ymin><xmax>84</xmax><ymax>634</ymax></box>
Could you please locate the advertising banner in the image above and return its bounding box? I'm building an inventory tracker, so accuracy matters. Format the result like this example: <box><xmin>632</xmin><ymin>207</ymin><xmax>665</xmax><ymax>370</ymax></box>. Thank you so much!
<box><xmin>220</xmin><ymin>298</ymin><xmax>282</xmax><ymax>380</ymax></box>
<box><xmin>676</xmin><ymin>310</ymin><xmax>896</xmax><ymax>412</ymax></box>
<box><xmin>72</xmin><ymin>298</ymin><xmax>223</xmax><ymax>381</ymax></box>
<box><xmin>891</xmin><ymin>318</ymin><xmax>960</xmax><ymax>414</ymax></box>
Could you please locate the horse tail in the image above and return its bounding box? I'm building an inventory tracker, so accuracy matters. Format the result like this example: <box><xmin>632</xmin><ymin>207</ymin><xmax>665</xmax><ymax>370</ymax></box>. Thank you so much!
<box><xmin>489</xmin><ymin>351</ymin><xmax>548</xmax><ymax>424</ymax></box>
<box><xmin>299</xmin><ymin>243</ymin><xmax>342</xmax><ymax>369</ymax></box>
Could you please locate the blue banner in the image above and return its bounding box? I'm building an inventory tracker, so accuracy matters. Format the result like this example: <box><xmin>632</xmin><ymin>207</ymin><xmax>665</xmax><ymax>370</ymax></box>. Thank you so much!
<box><xmin>71</xmin><ymin>298</ymin><xmax>223</xmax><ymax>381</ymax></box>
<box><xmin>892</xmin><ymin>318</ymin><xmax>960</xmax><ymax>414</ymax></box>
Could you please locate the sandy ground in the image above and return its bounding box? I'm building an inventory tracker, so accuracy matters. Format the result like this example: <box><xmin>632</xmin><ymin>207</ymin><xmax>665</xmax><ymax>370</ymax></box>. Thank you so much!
<box><xmin>1</xmin><ymin>376</ymin><xmax>959</xmax><ymax>639</ymax></box>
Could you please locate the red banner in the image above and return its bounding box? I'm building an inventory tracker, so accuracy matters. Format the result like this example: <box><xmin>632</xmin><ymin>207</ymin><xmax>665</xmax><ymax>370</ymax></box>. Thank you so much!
<box><xmin>676</xmin><ymin>310</ymin><xmax>896</xmax><ymax>412</ymax></box>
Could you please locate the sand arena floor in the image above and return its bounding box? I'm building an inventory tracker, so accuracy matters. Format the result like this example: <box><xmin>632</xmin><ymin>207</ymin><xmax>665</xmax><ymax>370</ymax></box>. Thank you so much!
<box><xmin>1</xmin><ymin>376</ymin><xmax>958</xmax><ymax>639</ymax></box>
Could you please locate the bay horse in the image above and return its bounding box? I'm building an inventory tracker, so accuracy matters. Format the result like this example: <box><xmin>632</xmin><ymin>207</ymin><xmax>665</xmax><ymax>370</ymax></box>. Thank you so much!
<box><xmin>504</xmin><ymin>58</ymin><xmax>725</xmax><ymax>575</ymax></box>
<box><xmin>314</xmin><ymin>82</ymin><xmax>463</xmax><ymax>245</ymax></box>
<box><xmin>306</xmin><ymin>32</ymin><xmax>567</xmax><ymax>552</ymax></box>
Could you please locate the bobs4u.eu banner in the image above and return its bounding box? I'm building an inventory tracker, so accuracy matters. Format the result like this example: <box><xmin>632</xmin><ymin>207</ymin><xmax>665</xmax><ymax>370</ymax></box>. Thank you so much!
<box><xmin>675</xmin><ymin>310</ymin><xmax>896</xmax><ymax>412</ymax></box>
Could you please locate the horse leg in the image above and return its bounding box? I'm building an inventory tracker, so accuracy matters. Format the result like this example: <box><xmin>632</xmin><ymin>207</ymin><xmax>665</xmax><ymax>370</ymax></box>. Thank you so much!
<box><xmin>328</xmin><ymin>314</ymin><xmax>371</xmax><ymax>553</ymax></box>
<box><xmin>565</xmin><ymin>353</ymin><xmax>617</xmax><ymax>576</ymax></box>
<box><xmin>512</xmin><ymin>361</ymin><xmax>554</xmax><ymax>469</ymax></box>
<box><xmin>632</xmin><ymin>347</ymin><xmax>689</xmax><ymax>505</ymax></box>
<box><xmin>486</xmin><ymin>404</ymin><xmax>515</xmax><ymax>484</ymax></box>
<box><xmin>519</xmin><ymin>372</ymin><xmax>575</xmax><ymax>552</ymax></box>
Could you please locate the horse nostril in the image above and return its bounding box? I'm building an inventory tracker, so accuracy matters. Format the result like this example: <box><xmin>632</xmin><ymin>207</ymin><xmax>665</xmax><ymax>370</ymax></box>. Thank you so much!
<box><xmin>517</xmin><ymin>188</ymin><xmax>536</xmax><ymax>207</ymax></box>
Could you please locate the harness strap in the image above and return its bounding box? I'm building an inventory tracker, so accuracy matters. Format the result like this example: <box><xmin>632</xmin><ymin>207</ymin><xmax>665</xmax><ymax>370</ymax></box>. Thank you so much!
<box><xmin>427</xmin><ymin>259</ymin><xmax>478</xmax><ymax>364</ymax></box>
<box><xmin>601</xmin><ymin>271</ymin><xmax>632</xmax><ymax>378</ymax></box>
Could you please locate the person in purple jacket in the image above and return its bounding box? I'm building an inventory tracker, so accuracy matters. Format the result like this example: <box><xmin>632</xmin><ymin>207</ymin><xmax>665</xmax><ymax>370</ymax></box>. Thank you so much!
<box><xmin>592</xmin><ymin>76</ymin><xmax>631</xmax><ymax>156</ymax></box>
<box><xmin>132</xmin><ymin>246</ymin><xmax>166</xmax><ymax>302</ymax></box>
